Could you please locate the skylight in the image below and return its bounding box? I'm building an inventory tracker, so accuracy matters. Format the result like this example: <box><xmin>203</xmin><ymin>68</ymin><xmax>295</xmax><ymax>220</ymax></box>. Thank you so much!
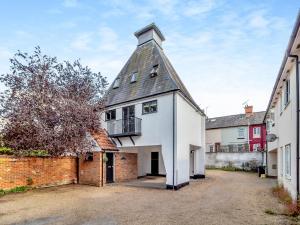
<box><xmin>113</xmin><ymin>78</ymin><xmax>120</xmax><ymax>89</ymax></box>
<box><xmin>131</xmin><ymin>72</ymin><xmax>137</xmax><ymax>83</ymax></box>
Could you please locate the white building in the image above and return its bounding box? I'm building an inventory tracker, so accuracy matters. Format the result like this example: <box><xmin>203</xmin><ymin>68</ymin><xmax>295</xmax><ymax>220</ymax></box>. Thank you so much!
<box><xmin>102</xmin><ymin>23</ymin><xmax>206</xmax><ymax>189</ymax></box>
<box><xmin>265</xmin><ymin>12</ymin><xmax>300</xmax><ymax>200</ymax></box>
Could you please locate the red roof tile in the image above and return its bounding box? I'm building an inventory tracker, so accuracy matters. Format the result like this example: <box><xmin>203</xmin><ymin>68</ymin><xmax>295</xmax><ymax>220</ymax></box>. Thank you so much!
<box><xmin>92</xmin><ymin>129</ymin><xmax>118</xmax><ymax>151</ymax></box>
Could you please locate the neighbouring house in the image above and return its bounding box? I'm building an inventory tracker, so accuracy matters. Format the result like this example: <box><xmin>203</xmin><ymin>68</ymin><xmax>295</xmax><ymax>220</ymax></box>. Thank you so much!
<box><xmin>206</xmin><ymin>106</ymin><xmax>266</xmax><ymax>169</ymax></box>
<box><xmin>101</xmin><ymin>23</ymin><xmax>206</xmax><ymax>190</ymax></box>
<box><xmin>264</xmin><ymin>12</ymin><xmax>300</xmax><ymax>201</ymax></box>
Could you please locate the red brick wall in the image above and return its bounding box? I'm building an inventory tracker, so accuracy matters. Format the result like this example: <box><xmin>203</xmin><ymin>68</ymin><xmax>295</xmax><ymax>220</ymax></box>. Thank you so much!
<box><xmin>79</xmin><ymin>152</ymin><xmax>105</xmax><ymax>186</ymax></box>
<box><xmin>115</xmin><ymin>152</ymin><xmax>137</xmax><ymax>182</ymax></box>
<box><xmin>0</xmin><ymin>155</ymin><xmax>77</xmax><ymax>190</ymax></box>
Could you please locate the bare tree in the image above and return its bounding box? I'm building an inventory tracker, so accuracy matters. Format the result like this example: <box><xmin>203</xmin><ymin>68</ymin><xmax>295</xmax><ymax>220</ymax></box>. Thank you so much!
<box><xmin>0</xmin><ymin>47</ymin><xmax>108</xmax><ymax>156</ymax></box>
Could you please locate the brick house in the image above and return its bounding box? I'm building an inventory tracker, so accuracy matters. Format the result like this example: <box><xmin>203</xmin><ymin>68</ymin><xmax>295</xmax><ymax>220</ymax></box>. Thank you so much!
<box><xmin>100</xmin><ymin>23</ymin><xmax>206</xmax><ymax>190</ymax></box>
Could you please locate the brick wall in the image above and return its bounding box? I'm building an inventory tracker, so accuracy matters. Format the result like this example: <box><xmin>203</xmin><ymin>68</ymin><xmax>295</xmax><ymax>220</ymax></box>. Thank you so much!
<box><xmin>0</xmin><ymin>155</ymin><xmax>77</xmax><ymax>190</ymax></box>
<box><xmin>79</xmin><ymin>152</ymin><xmax>105</xmax><ymax>186</ymax></box>
<box><xmin>115</xmin><ymin>152</ymin><xmax>137</xmax><ymax>182</ymax></box>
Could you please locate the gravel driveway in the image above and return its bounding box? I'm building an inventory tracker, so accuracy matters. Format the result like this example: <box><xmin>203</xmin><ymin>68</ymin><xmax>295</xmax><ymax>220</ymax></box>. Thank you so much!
<box><xmin>0</xmin><ymin>170</ymin><xmax>293</xmax><ymax>225</ymax></box>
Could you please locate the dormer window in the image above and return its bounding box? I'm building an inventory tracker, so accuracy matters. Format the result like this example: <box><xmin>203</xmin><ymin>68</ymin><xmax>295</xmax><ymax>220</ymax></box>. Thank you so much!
<box><xmin>150</xmin><ymin>64</ymin><xmax>159</xmax><ymax>78</ymax></box>
<box><xmin>131</xmin><ymin>72</ymin><xmax>137</xmax><ymax>83</ymax></box>
<box><xmin>113</xmin><ymin>78</ymin><xmax>120</xmax><ymax>89</ymax></box>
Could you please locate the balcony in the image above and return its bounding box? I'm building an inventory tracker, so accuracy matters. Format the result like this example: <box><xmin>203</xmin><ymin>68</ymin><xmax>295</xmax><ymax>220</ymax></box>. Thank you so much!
<box><xmin>107</xmin><ymin>117</ymin><xmax>142</xmax><ymax>137</ymax></box>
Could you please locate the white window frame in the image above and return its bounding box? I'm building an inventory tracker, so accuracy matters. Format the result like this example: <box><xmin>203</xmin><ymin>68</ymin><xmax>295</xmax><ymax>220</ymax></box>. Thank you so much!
<box><xmin>253</xmin><ymin>127</ymin><xmax>261</xmax><ymax>138</ymax></box>
<box><xmin>238</xmin><ymin>128</ymin><xmax>245</xmax><ymax>139</ymax></box>
<box><xmin>285</xmin><ymin>144</ymin><xmax>291</xmax><ymax>179</ymax></box>
<box><xmin>280</xmin><ymin>146</ymin><xmax>284</xmax><ymax>177</ymax></box>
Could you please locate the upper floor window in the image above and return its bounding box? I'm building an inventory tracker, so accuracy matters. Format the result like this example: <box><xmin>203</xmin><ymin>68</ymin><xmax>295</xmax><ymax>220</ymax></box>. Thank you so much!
<box><xmin>142</xmin><ymin>100</ymin><xmax>157</xmax><ymax>114</ymax></box>
<box><xmin>284</xmin><ymin>79</ymin><xmax>290</xmax><ymax>106</ymax></box>
<box><xmin>253</xmin><ymin>127</ymin><xmax>261</xmax><ymax>138</ymax></box>
<box><xmin>105</xmin><ymin>109</ymin><xmax>116</xmax><ymax>121</ymax></box>
<box><xmin>113</xmin><ymin>78</ymin><xmax>120</xmax><ymax>89</ymax></box>
<box><xmin>237</xmin><ymin>128</ymin><xmax>245</xmax><ymax>139</ymax></box>
<box><xmin>131</xmin><ymin>72</ymin><xmax>137</xmax><ymax>83</ymax></box>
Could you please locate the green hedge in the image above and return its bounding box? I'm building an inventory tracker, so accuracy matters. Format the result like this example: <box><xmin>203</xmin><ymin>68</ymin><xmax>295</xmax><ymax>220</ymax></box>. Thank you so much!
<box><xmin>0</xmin><ymin>147</ymin><xmax>49</xmax><ymax>157</ymax></box>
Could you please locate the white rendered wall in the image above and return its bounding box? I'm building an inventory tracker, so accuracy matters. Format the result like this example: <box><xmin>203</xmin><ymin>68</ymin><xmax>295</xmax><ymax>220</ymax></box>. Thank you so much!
<box><xmin>206</xmin><ymin>152</ymin><xmax>263</xmax><ymax>168</ymax></box>
<box><xmin>271</xmin><ymin>64</ymin><xmax>298</xmax><ymax>200</ymax></box>
<box><xmin>206</xmin><ymin>129</ymin><xmax>222</xmax><ymax>151</ymax></box>
<box><xmin>267</xmin><ymin>150</ymin><xmax>278</xmax><ymax>177</ymax></box>
<box><xmin>175</xmin><ymin>93</ymin><xmax>205</xmax><ymax>185</ymax></box>
<box><xmin>102</xmin><ymin>93</ymin><xmax>174</xmax><ymax>185</ymax></box>
<box><xmin>221</xmin><ymin>126</ymin><xmax>248</xmax><ymax>145</ymax></box>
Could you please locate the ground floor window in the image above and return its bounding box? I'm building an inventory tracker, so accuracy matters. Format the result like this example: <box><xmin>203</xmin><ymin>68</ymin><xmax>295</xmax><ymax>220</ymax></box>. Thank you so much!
<box><xmin>253</xmin><ymin>143</ymin><xmax>261</xmax><ymax>151</ymax></box>
<box><xmin>285</xmin><ymin>144</ymin><xmax>291</xmax><ymax>178</ymax></box>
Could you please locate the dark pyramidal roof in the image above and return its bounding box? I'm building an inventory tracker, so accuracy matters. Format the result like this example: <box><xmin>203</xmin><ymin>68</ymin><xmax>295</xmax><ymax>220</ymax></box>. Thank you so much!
<box><xmin>206</xmin><ymin>111</ymin><xmax>266</xmax><ymax>130</ymax></box>
<box><xmin>105</xmin><ymin>24</ymin><xmax>202</xmax><ymax>113</ymax></box>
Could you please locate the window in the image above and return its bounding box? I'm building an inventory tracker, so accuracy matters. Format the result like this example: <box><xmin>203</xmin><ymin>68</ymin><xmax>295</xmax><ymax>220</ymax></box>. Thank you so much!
<box><xmin>285</xmin><ymin>144</ymin><xmax>291</xmax><ymax>178</ymax></box>
<box><xmin>253</xmin><ymin>143</ymin><xmax>261</xmax><ymax>151</ymax></box>
<box><xmin>150</xmin><ymin>64</ymin><xmax>159</xmax><ymax>77</ymax></box>
<box><xmin>238</xmin><ymin>128</ymin><xmax>245</xmax><ymax>139</ymax></box>
<box><xmin>209</xmin><ymin>145</ymin><xmax>214</xmax><ymax>152</ymax></box>
<box><xmin>113</xmin><ymin>78</ymin><xmax>120</xmax><ymax>89</ymax></box>
<box><xmin>142</xmin><ymin>100</ymin><xmax>157</xmax><ymax>114</ymax></box>
<box><xmin>284</xmin><ymin>79</ymin><xmax>290</xmax><ymax>106</ymax></box>
<box><xmin>105</xmin><ymin>109</ymin><xmax>116</xmax><ymax>121</ymax></box>
<box><xmin>253</xmin><ymin>127</ymin><xmax>261</xmax><ymax>138</ymax></box>
<box><xmin>131</xmin><ymin>72</ymin><xmax>137</xmax><ymax>83</ymax></box>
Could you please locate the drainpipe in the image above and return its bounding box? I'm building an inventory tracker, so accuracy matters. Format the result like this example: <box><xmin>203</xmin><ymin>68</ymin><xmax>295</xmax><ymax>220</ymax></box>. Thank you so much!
<box><xmin>101</xmin><ymin>151</ymin><xmax>104</xmax><ymax>187</ymax></box>
<box><xmin>289</xmin><ymin>54</ymin><xmax>299</xmax><ymax>199</ymax></box>
<box><xmin>172</xmin><ymin>92</ymin><xmax>175</xmax><ymax>190</ymax></box>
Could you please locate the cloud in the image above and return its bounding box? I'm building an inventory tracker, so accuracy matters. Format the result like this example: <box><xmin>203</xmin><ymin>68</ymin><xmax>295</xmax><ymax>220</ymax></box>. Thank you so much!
<box><xmin>62</xmin><ymin>0</ymin><xmax>79</xmax><ymax>8</ymax></box>
<box><xmin>183</xmin><ymin>0</ymin><xmax>220</xmax><ymax>17</ymax></box>
<box><xmin>98</xmin><ymin>26</ymin><xmax>119</xmax><ymax>51</ymax></box>
<box><xmin>70</xmin><ymin>33</ymin><xmax>92</xmax><ymax>50</ymax></box>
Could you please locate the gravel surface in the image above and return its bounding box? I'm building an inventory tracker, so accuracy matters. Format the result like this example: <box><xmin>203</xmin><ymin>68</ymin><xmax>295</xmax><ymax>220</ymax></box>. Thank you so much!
<box><xmin>0</xmin><ymin>170</ymin><xmax>294</xmax><ymax>225</ymax></box>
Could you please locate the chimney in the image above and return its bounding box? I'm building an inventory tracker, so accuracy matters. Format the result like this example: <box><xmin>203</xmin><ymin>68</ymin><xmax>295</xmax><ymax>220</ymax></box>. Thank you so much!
<box><xmin>244</xmin><ymin>105</ymin><xmax>253</xmax><ymax>118</ymax></box>
<box><xmin>134</xmin><ymin>23</ymin><xmax>165</xmax><ymax>48</ymax></box>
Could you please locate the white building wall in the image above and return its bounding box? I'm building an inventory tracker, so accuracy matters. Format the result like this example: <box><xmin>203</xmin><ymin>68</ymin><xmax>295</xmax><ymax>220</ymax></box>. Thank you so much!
<box><xmin>221</xmin><ymin>126</ymin><xmax>248</xmax><ymax>145</ymax></box>
<box><xmin>175</xmin><ymin>93</ymin><xmax>205</xmax><ymax>185</ymax></box>
<box><xmin>270</xmin><ymin>63</ymin><xmax>298</xmax><ymax>200</ymax></box>
<box><xmin>206</xmin><ymin>152</ymin><xmax>263</xmax><ymax>168</ymax></box>
<box><xmin>102</xmin><ymin>93</ymin><xmax>174</xmax><ymax>186</ymax></box>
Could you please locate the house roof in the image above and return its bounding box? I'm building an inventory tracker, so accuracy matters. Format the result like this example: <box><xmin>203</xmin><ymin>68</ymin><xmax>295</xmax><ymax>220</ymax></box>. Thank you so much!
<box><xmin>92</xmin><ymin>129</ymin><xmax>118</xmax><ymax>151</ymax></box>
<box><xmin>104</xmin><ymin>26</ymin><xmax>203</xmax><ymax>114</ymax></box>
<box><xmin>206</xmin><ymin>111</ymin><xmax>266</xmax><ymax>130</ymax></box>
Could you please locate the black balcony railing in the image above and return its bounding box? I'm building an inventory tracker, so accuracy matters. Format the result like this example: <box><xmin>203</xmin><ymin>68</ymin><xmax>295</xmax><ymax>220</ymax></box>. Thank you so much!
<box><xmin>107</xmin><ymin>117</ymin><xmax>142</xmax><ymax>137</ymax></box>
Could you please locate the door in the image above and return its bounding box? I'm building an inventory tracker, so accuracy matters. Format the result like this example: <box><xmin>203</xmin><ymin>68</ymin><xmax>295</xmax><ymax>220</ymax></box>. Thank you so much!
<box><xmin>122</xmin><ymin>105</ymin><xmax>135</xmax><ymax>133</ymax></box>
<box><xmin>106</xmin><ymin>153</ymin><xmax>114</xmax><ymax>183</ymax></box>
<box><xmin>190</xmin><ymin>151</ymin><xmax>195</xmax><ymax>176</ymax></box>
<box><xmin>151</xmin><ymin>152</ymin><xmax>159</xmax><ymax>175</ymax></box>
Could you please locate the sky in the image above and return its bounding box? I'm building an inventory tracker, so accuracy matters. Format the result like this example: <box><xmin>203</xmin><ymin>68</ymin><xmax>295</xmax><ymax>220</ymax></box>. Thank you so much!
<box><xmin>0</xmin><ymin>0</ymin><xmax>299</xmax><ymax>117</ymax></box>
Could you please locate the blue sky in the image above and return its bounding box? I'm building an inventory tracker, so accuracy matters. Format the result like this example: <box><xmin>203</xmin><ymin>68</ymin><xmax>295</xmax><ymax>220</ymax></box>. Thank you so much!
<box><xmin>0</xmin><ymin>0</ymin><xmax>299</xmax><ymax>117</ymax></box>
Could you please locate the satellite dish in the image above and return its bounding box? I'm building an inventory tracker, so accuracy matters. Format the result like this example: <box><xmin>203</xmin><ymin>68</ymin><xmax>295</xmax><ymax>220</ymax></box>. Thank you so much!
<box><xmin>267</xmin><ymin>133</ymin><xmax>277</xmax><ymax>142</ymax></box>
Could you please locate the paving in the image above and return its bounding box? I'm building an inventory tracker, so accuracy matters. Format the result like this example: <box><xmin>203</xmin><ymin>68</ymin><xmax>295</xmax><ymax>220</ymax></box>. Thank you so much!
<box><xmin>0</xmin><ymin>170</ymin><xmax>292</xmax><ymax>225</ymax></box>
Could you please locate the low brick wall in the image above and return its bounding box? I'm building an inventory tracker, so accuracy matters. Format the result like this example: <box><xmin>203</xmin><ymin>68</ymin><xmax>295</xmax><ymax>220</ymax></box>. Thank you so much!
<box><xmin>115</xmin><ymin>152</ymin><xmax>137</xmax><ymax>182</ymax></box>
<box><xmin>0</xmin><ymin>155</ymin><xmax>77</xmax><ymax>190</ymax></box>
<box><xmin>79</xmin><ymin>152</ymin><xmax>105</xmax><ymax>186</ymax></box>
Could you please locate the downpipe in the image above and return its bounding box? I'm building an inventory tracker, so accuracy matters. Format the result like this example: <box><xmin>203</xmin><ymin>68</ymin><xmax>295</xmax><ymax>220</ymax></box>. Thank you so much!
<box><xmin>289</xmin><ymin>54</ymin><xmax>299</xmax><ymax>200</ymax></box>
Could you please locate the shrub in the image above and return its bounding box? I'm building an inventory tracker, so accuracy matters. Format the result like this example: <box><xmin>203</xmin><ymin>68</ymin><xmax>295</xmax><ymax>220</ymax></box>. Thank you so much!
<box><xmin>272</xmin><ymin>185</ymin><xmax>300</xmax><ymax>216</ymax></box>
<box><xmin>0</xmin><ymin>186</ymin><xmax>30</xmax><ymax>197</ymax></box>
<box><xmin>0</xmin><ymin>147</ymin><xmax>13</xmax><ymax>155</ymax></box>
